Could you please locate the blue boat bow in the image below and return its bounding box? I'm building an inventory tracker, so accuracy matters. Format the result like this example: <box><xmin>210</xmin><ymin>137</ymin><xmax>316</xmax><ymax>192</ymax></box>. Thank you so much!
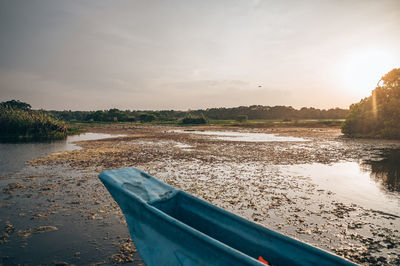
<box><xmin>99</xmin><ymin>167</ymin><xmax>357</xmax><ymax>266</ymax></box>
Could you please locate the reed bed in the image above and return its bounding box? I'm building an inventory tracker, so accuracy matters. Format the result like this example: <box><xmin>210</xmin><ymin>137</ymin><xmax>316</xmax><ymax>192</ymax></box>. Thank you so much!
<box><xmin>0</xmin><ymin>107</ymin><xmax>67</xmax><ymax>142</ymax></box>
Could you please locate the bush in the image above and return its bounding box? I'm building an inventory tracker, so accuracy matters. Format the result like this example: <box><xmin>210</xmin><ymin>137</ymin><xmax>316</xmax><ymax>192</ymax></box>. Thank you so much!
<box><xmin>0</xmin><ymin>100</ymin><xmax>31</xmax><ymax>110</ymax></box>
<box><xmin>236</xmin><ymin>115</ymin><xmax>248</xmax><ymax>123</ymax></box>
<box><xmin>139</xmin><ymin>113</ymin><xmax>157</xmax><ymax>122</ymax></box>
<box><xmin>181</xmin><ymin>114</ymin><xmax>207</xmax><ymax>124</ymax></box>
<box><xmin>0</xmin><ymin>106</ymin><xmax>67</xmax><ymax>142</ymax></box>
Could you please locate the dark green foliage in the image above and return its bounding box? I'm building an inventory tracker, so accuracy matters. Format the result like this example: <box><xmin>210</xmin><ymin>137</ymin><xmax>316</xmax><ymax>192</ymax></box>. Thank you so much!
<box><xmin>67</xmin><ymin>125</ymin><xmax>86</xmax><ymax>135</ymax></box>
<box><xmin>85</xmin><ymin>109</ymin><xmax>135</xmax><ymax>122</ymax></box>
<box><xmin>342</xmin><ymin>68</ymin><xmax>400</xmax><ymax>139</ymax></box>
<box><xmin>236</xmin><ymin>115</ymin><xmax>248</xmax><ymax>123</ymax></box>
<box><xmin>181</xmin><ymin>114</ymin><xmax>207</xmax><ymax>124</ymax></box>
<box><xmin>139</xmin><ymin>113</ymin><xmax>156</xmax><ymax>122</ymax></box>
<box><xmin>0</xmin><ymin>100</ymin><xmax>31</xmax><ymax>110</ymax></box>
<box><xmin>0</xmin><ymin>106</ymin><xmax>67</xmax><ymax>142</ymax></box>
<box><xmin>202</xmin><ymin>106</ymin><xmax>348</xmax><ymax>120</ymax></box>
<box><xmin>45</xmin><ymin>106</ymin><xmax>348</xmax><ymax>123</ymax></box>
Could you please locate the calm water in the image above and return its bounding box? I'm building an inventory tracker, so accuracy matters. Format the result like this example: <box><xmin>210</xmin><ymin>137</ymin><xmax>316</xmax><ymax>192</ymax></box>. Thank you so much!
<box><xmin>282</xmin><ymin>149</ymin><xmax>400</xmax><ymax>216</ymax></box>
<box><xmin>0</xmin><ymin>133</ymin><xmax>134</xmax><ymax>265</ymax></box>
<box><xmin>0</xmin><ymin>133</ymin><xmax>124</xmax><ymax>176</ymax></box>
<box><xmin>1</xmin><ymin>130</ymin><xmax>399</xmax><ymax>264</ymax></box>
<box><xmin>172</xmin><ymin>130</ymin><xmax>309</xmax><ymax>142</ymax></box>
<box><xmin>363</xmin><ymin>148</ymin><xmax>400</xmax><ymax>193</ymax></box>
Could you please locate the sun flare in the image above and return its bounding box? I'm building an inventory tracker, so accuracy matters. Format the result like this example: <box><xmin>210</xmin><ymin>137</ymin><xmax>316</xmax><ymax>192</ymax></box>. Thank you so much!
<box><xmin>340</xmin><ymin>48</ymin><xmax>398</xmax><ymax>96</ymax></box>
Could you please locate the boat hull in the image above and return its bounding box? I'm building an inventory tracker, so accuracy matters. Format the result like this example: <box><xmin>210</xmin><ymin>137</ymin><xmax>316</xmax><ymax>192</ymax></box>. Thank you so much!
<box><xmin>99</xmin><ymin>167</ymin><xmax>357</xmax><ymax>266</ymax></box>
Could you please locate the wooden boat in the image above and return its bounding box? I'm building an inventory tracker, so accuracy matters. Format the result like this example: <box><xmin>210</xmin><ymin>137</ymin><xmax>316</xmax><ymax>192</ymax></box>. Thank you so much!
<box><xmin>99</xmin><ymin>167</ymin><xmax>357</xmax><ymax>266</ymax></box>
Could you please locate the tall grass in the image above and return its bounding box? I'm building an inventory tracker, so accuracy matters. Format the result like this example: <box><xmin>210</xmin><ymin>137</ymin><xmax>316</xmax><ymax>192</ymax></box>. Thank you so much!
<box><xmin>0</xmin><ymin>107</ymin><xmax>67</xmax><ymax>142</ymax></box>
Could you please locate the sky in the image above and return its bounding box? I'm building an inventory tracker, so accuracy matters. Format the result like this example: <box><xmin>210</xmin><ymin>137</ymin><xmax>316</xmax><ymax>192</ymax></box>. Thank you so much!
<box><xmin>0</xmin><ymin>0</ymin><xmax>399</xmax><ymax>111</ymax></box>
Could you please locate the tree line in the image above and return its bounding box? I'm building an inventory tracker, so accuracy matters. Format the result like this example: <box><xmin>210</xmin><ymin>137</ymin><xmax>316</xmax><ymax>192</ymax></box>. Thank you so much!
<box><xmin>44</xmin><ymin>106</ymin><xmax>348</xmax><ymax>123</ymax></box>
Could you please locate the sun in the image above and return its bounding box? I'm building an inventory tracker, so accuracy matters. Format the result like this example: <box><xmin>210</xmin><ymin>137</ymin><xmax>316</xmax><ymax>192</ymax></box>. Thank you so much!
<box><xmin>340</xmin><ymin>48</ymin><xmax>398</xmax><ymax>97</ymax></box>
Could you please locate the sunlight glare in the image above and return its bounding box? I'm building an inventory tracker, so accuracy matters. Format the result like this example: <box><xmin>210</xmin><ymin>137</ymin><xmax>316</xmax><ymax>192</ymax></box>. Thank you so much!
<box><xmin>340</xmin><ymin>48</ymin><xmax>398</xmax><ymax>97</ymax></box>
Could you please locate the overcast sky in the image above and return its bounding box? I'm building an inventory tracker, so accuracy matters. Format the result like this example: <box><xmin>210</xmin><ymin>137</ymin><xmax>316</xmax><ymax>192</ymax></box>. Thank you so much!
<box><xmin>1</xmin><ymin>0</ymin><xmax>399</xmax><ymax>110</ymax></box>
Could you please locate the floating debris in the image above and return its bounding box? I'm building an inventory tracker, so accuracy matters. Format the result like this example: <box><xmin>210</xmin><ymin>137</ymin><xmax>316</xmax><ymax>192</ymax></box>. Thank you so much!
<box><xmin>33</xmin><ymin>226</ymin><xmax>58</xmax><ymax>234</ymax></box>
<box><xmin>110</xmin><ymin>238</ymin><xmax>137</xmax><ymax>263</ymax></box>
<box><xmin>1</xmin><ymin>125</ymin><xmax>399</xmax><ymax>264</ymax></box>
<box><xmin>3</xmin><ymin>182</ymin><xmax>26</xmax><ymax>194</ymax></box>
<box><xmin>17</xmin><ymin>228</ymin><xmax>32</xmax><ymax>238</ymax></box>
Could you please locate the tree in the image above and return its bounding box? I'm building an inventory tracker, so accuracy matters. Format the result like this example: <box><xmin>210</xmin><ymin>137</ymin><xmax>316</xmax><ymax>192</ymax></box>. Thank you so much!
<box><xmin>139</xmin><ymin>113</ymin><xmax>156</xmax><ymax>122</ymax></box>
<box><xmin>342</xmin><ymin>68</ymin><xmax>400</xmax><ymax>139</ymax></box>
<box><xmin>236</xmin><ymin>115</ymin><xmax>248</xmax><ymax>123</ymax></box>
<box><xmin>181</xmin><ymin>114</ymin><xmax>207</xmax><ymax>124</ymax></box>
<box><xmin>0</xmin><ymin>100</ymin><xmax>31</xmax><ymax>110</ymax></box>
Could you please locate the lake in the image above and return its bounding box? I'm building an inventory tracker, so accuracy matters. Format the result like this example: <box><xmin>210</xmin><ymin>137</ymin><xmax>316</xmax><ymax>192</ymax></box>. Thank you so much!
<box><xmin>171</xmin><ymin>129</ymin><xmax>309</xmax><ymax>142</ymax></box>
<box><xmin>1</xmin><ymin>126</ymin><xmax>400</xmax><ymax>265</ymax></box>
<box><xmin>0</xmin><ymin>133</ymin><xmax>125</xmax><ymax>176</ymax></box>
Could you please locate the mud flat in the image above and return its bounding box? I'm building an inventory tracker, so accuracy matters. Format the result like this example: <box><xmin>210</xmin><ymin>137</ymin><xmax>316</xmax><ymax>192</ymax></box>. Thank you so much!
<box><xmin>1</xmin><ymin>125</ymin><xmax>400</xmax><ymax>265</ymax></box>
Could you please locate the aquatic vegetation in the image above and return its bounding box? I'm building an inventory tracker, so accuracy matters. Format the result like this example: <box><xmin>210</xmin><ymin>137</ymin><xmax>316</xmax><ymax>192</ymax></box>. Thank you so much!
<box><xmin>171</xmin><ymin>129</ymin><xmax>308</xmax><ymax>142</ymax></box>
<box><xmin>4</xmin><ymin>125</ymin><xmax>400</xmax><ymax>264</ymax></box>
<box><xmin>0</xmin><ymin>107</ymin><xmax>67</xmax><ymax>142</ymax></box>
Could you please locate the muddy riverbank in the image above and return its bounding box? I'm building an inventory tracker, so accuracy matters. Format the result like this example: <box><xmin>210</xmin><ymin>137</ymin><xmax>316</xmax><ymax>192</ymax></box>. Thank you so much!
<box><xmin>1</xmin><ymin>125</ymin><xmax>400</xmax><ymax>265</ymax></box>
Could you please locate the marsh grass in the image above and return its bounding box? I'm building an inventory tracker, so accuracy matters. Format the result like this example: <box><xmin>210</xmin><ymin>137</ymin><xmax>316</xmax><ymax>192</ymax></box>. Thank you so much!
<box><xmin>0</xmin><ymin>107</ymin><xmax>67</xmax><ymax>142</ymax></box>
<box><xmin>66</xmin><ymin>125</ymin><xmax>86</xmax><ymax>135</ymax></box>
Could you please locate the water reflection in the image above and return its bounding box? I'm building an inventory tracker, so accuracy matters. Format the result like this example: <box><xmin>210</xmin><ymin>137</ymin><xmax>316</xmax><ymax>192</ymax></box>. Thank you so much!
<box><xmin>171</xmin><ymin>130</ymin><xmax>309</xmax><ymax>142</ymax></box>
<box><xmin>283</xmin><ymin>155</ymin><xmax>400</xmax><ymax>215</ymax></box>
<box><xmin>362</xmin><ymin>149</ymin><xmax>400</xmax><ymax>192</ymax></box>
<box><xmin>0</xmin><ymin>133</ymin><xmax>125</xmax><ymax>176</ymax></box>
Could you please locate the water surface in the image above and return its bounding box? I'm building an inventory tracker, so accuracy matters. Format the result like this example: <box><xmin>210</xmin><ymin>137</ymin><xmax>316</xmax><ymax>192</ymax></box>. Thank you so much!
<box><xmin>173</xmin><ymin>130</ymin><xmax>308</xmax><ymax>142</ymax></box>
<box><xmin>362</xmin><ymin>148</ymin><xmax>400</xmax><ymax>192</ymax></box>
<box><xmin>282</xmin><ymin>153</ymin><xmax>400</xmax><ymax>216</ymax></box>
<box><xmin>0</xmin><ymin>133</ymin><xmax>125</xmax><ymax>176</ymax></box>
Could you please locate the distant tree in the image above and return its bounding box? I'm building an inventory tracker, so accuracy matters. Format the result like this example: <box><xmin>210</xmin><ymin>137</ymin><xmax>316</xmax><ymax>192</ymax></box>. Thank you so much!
<box><xmin>89</xmin><ymin>110</ymin><xmax>106</xmax><ymax>121</ymax></box>
<box><xmin>139</xmin><ymin>113</ymin><xmax>156</xmax><ymax>122</ymax></box>
<box><xmin>181</xmin><ymin>114</ymin><xmax>207</xmax><ymax>124</ymax></box>
<box><xmin>236</xmin><ymin>115</ymin><xmax>248</xmax><ymax>122</ymax></box>
<box><xmin>0</xmin><ymin>100</ymin><xmax>31</xmax><ymax>110</ymax></box>
<box><xmin>342</xmin><ymin>68</ymin><xmax>400</xmax><ymax>139</ymax></box>
<box><xmin>127</xmin><ymin>116</ymin><xmax>136</xmax><ymax>122</ymax></box>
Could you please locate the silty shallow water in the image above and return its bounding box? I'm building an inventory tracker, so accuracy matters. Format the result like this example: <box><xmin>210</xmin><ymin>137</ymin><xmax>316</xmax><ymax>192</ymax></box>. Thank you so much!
<box><xmin>0</xmin><ymin>133</ymin><xmax>137</xmax><ymax>265</ymax></box>
<box><xmin>282</xmin><ymin>160</ymin><xmax>400</xmax><ymax>217</ymax></box>
<box><xmin>170</xmin><ymin>129</ymin><xmax>309</xmax><ymax>142</ymax></box>
<box><xmin>2</xmin><ymin>127</ymin><xmax>400</xmax><ymax>264</ymax></box>
<box><xmin>0</xmin><ymin>133</ymin><xmax>125</xmax><ymax>176</ymax></box>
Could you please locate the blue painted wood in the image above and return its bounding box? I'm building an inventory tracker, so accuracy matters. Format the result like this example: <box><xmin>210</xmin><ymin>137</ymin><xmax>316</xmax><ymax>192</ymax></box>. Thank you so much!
<box><xmin>99</xmin><ymin>167</ymin><xmax>357</xmax><ymax>266</ymax></box>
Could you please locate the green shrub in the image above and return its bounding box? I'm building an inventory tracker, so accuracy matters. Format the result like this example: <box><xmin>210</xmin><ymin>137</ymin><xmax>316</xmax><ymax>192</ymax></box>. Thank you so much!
<box><xmin>139</xmin><ymin>113</ymin><xmax>156</xmax><ymax>122</ymax></box>
<box><xmin>0</xmin><ymin>99</ymin><xmax>31</xmax><ymax>110</ymax></box>
<box><xmin>236</xmin><ymin>115</ymin><xmax>248</xmax><ymax>123</ymax></box>
<box><xmin>0</xmin><ymin>107</ymin><xmax>67</xmax><ymax>142</ymax></box>
<box><xmin>181</xmin><ymin>114</ymin><xmax>207</xmax><ymax>124</ymax></box>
